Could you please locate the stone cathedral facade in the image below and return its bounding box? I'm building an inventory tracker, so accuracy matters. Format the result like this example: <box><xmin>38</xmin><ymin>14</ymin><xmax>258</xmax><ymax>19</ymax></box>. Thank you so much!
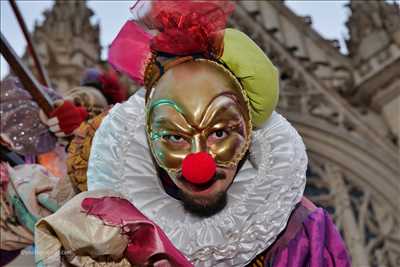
<box><xmin>22</xmin><ymin>0</ymin><xmax>101</xmax><ymax>94</ymax></box>
<box><xmin>23</xmin><ymin>1</ymin><xmax>400</xmax><ymax>266</ymax></box>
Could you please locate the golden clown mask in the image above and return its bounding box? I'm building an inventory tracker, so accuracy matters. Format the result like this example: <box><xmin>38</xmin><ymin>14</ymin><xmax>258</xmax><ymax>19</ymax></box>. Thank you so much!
<box><xmin>146</xmin><ymin>60</ymin><xmax>251</xmax><ymax>176</ymax></box>
<box><xmin>145</xmin><ymin>60</ymin><xmax>252</xmax><ymax>215</ymax></box>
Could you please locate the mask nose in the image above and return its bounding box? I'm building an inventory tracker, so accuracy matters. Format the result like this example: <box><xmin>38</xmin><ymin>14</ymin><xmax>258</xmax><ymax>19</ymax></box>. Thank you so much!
<box><xmin>182</xmin><ymin>152</ymin><xmax>216</xmax><ymax>184</ymax></box>
<box><xmin>191</xmin><ymin>134</ymin><xmax>207</xmax><ymax>153</ymax></box>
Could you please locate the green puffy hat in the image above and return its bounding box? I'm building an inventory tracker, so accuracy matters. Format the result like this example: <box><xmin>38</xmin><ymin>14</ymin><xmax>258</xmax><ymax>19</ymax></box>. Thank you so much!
<box><xmin>220</xmin><ymin>29</ymin><xmax>279</xmax><ymax>128</ymax></box>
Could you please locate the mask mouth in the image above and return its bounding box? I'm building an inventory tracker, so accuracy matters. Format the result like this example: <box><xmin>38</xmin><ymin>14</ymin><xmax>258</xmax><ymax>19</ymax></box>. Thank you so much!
<box><xmin>178</xmin><ymin>171</ymin><xmax>226</xmax><ymax>192</ymax></box>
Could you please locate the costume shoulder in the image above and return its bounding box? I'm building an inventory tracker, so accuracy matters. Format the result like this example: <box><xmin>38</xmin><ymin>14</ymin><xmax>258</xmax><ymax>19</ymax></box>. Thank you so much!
<box><xmin>35</xmin><ymin>190</ymin><xmax>129</xmax><ymax>266</ymax></box>
<box><xmin>253</xmin><ymin>198</ymin><xmax>351</xmax><ymax>266</ymax></box>
<box><xmin>34</xmin><ymin>190</ymin><xmax>192</xmax><ymax>266</ymax></box>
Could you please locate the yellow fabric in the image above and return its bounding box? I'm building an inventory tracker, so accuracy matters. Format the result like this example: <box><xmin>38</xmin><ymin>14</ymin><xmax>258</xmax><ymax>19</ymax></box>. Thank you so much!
<box><xmin>67</xmin><ymin>111</ymin><xmax>109</xmax><ymax>192</ymax></box>
<box><xmin>221</xmin><ymin>29</ymin><xmax>279</xmax><ymax>128</ymax></box>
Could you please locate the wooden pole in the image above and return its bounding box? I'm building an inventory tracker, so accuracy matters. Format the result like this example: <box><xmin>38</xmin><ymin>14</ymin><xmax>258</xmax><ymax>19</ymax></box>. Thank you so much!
<box><xmin>1</xmin><ymin>33</ymin><xmax>54</xmax><ymax>115</ymax></box>
<box><xmin>8</xmin><ymin>0</ymin><xmax>51</xmax><ymax>87</ymax></box>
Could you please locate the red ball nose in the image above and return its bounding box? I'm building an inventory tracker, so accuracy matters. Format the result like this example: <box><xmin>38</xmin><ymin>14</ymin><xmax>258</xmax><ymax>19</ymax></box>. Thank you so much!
<box><xmin>182</xmin><ymin>152</ymin><xmax>216</xmax><ymax>184</ymax></box>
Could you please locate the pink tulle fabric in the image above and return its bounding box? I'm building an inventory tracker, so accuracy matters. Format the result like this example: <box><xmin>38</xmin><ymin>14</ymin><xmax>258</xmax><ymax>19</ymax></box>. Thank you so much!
<box><xmin>108</xmin><ymin>0</ymin><xmax>234</xmax><ymax>84</ymax></box>
<box><xmin>108</xmin><ymin>21</ymin><xmax>152</xmax><ymax>85</ymax></box>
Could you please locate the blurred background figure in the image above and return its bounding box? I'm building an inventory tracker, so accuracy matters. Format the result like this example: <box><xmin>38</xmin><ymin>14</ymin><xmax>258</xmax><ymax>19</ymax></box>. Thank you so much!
<box><xmin>81</xmin><ymin>65</ymin><xmax>128</xmax><ymax>106</ymax></box>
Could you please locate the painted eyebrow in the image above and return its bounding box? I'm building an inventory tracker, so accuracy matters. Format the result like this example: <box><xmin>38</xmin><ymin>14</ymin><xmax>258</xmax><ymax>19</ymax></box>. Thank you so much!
<box><xmin>148</xmin><ymin>99</ymin><xmax>183</xmax><ymax>115</ymax></box>
<box><xmin>153</xmin><ymin>115</ymin><xmax>194</xmax><ymax>134</ymax></box>
<box><xmin>148</xmin><ymin>98</ymin><xmax>185</xmax><ymax>126</ymax></box>
<box><xmin>153</xmin><ymin>118</ymin><xmax>182</xmax><ymax>128</ymax></box>
<box><xmin>148</xmin><ymin>98</ymin><xmax>193</xmax><ymax>135</ymax></box>
<box><xmin>199</xmin><ymin>94</ymin><xmax>242</xmax><ymax>128</ymax></box>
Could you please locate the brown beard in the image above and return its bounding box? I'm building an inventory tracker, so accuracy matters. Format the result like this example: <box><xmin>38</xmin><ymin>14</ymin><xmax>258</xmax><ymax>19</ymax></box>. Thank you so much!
<box><xmin>179</xmin><ymin>190</ymin><xmax>227</xmax><ymax>218</ymax></box>
<box><xmin>176</xmin><ymin>170</ymin><xmax>228</xmax><ymax>217</ymax></box>
<box><xmin>152</xmin><ymin>148</ymin><xmax>249</xmax><ymax>218</ymax></box>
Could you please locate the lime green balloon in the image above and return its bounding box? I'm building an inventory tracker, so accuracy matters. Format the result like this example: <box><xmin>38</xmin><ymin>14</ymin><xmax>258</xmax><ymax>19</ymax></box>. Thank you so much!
<box><xmin>221</xmin><ymin>29</ymin><xmax>279</xmax><ymax>128</ymax></box>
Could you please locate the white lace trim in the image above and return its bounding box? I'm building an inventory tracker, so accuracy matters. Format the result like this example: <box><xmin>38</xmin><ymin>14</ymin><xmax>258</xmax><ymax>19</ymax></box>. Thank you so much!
<box><xmin>87</xmin><ymin>95</ymin><xmax>307</xmax><ymax>266</ymax></box>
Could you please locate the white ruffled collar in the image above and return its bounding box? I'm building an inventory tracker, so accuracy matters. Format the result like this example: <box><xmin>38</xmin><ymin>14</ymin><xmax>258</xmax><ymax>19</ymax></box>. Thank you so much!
<box><xmin>88</xmin><ymin>95</ymin><xmax>307</xmax><ymax>266</ymax></box>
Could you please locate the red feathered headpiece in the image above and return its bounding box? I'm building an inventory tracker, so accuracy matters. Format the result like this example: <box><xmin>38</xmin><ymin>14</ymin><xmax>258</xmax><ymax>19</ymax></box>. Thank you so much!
<box><xmin>108</xmin><ymin>0</ymin><xmax>234</xmax><ymax>86</ymax></box>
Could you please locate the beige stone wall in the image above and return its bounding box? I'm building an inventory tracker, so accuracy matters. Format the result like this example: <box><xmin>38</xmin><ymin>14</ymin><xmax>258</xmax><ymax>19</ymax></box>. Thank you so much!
<box><xmin>382</xmin><ymin>95</ymin><xmax>400</xmax><ymax>145</ymax></box>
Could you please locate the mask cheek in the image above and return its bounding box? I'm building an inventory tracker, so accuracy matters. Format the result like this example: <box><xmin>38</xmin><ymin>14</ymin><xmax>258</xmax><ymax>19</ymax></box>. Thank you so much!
<box><xmin>210</xmin><ymin>133</ymin><xmax>246</xmax><ymax>165</ymax></box>
<box><xmin>151</xmin><ymin>140</ymin><xmax>189</xmax><ymax>170</ymax></box>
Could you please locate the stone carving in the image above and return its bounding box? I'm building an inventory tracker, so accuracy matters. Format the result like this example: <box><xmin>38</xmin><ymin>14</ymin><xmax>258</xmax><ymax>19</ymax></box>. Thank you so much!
<box><xmin>231</xmin><ymin>5</ymin><xmax>351</xmax><ymax>132</ymax></box>
<box><xmin>307</xmin><ymin>158</ymin><xmax>400</xmax><ymax>267</ymax></box>
<box><xmin>346</xmin><ymin>1</ymin><xmax>400</xmax><ymax>58</ymax></box>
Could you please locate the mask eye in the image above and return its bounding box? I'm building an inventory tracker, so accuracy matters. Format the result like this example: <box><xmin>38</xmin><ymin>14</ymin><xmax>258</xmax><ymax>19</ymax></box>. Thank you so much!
<box><xmin>209</xmin><ymin>130</ymin><xmax>228</xmax><ymax>141</ymax></box>
<box><xmin>163</xmin><ymin>134</ymin><xmax>186</xmax><ymax>144</ymax></box>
